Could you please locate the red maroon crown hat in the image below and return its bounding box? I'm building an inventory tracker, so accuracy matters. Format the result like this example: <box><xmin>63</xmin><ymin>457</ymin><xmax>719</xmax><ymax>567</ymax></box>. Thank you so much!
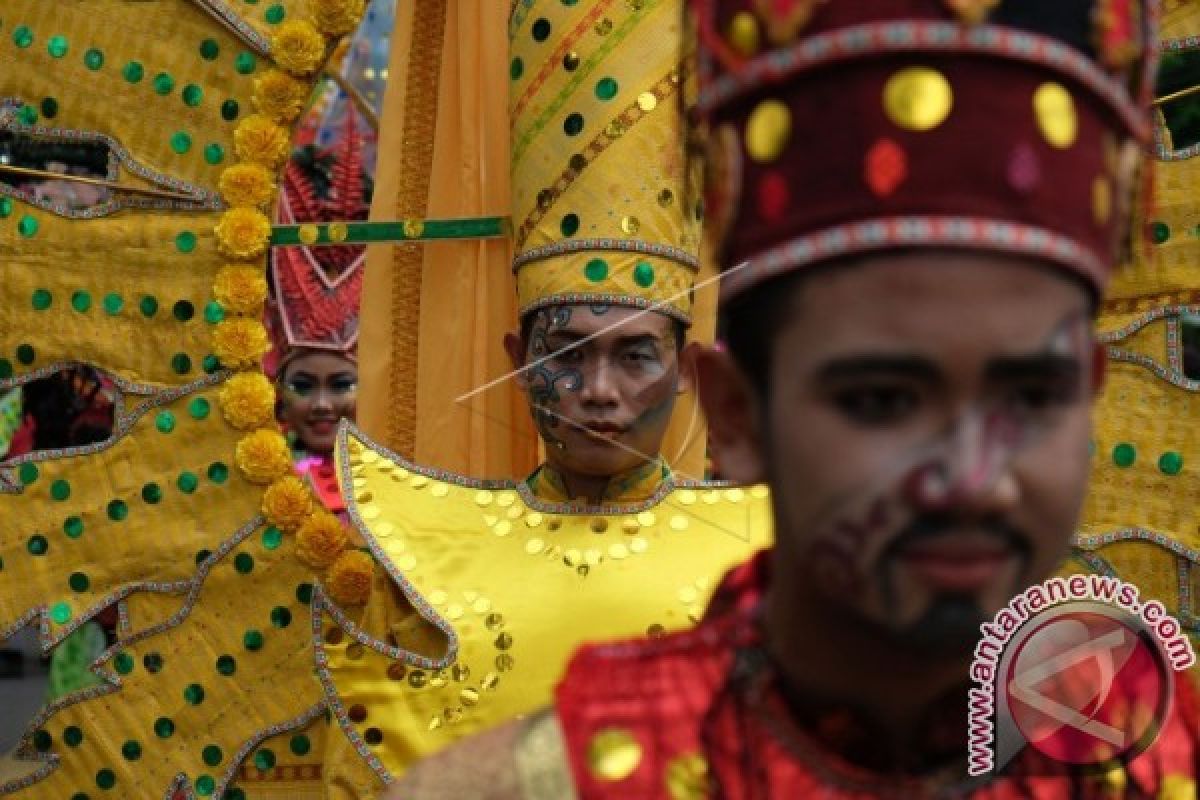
<box><xmin>691</xmin><ymin>0</ymin><xmax>1157</xmax><ymax>301</ymax></box>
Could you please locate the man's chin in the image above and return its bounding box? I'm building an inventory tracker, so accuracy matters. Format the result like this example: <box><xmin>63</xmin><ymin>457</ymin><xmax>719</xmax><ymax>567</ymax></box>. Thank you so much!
<box><xmin>560</xmin><ymin>441</ymin><xmax>643</xmax><ymax>474</ymax></box>
<box><xmin>841</xmin><ymin>596</ymin><xmax>987</xmax><ymax>657</ymax></box>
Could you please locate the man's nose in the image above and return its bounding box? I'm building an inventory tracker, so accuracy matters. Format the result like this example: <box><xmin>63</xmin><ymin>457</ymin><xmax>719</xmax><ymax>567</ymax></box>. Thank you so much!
<box><xmin>579</xmin><ymin>360</ymin><xmax>620</xmax><ymax>406</ymax></box>
<box><xmin>903</xmin><ymin>415</ymin><xmax>1021</xmax><ymax>515</ymax></box>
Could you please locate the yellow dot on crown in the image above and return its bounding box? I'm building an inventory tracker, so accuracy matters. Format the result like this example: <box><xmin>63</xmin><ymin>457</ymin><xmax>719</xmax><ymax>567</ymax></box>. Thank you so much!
<box><xmin>727</xmin><ymin>11</ymin><xmax>760</xmax><ymax>57</ymax></box>
<box><xmin>637</xmin><ymin>91</ymin><xmax>658</xmax><ymax>112</ymax></box>
<box><xmin>883</xmin><ymin>67</ymin><xmax>953</xmax><ymax>132</ymax></box>
<box><xmin>664</xmin><ymin>753</ymin><xmax>709</xmax><ymax>800</ymax></box>
<box><xmin>298</xmin><ymin>224</ymin><xmax>319</xmax><ymax>244</ymax></box>
<box><xmin>1034</xmin><ymin>82</ymin><xmax>1077</xmax><ymax>149</ymax></box>
<box><xmin>328</xmin><ymin>222</ymin><xmax>349</xmax><ymax>243</ymax></box>
<box><xmin>587</xmin><ymin>728</ymin><xmax>643</xmax><ymax>782</ymax></box>
<box><xmin>745</xmin><ymin>99</ymin><xmax>792</xmax><ymax>163</ymax></box>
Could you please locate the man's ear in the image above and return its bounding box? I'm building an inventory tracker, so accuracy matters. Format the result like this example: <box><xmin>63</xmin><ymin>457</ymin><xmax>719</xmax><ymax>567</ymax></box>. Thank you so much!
<box><xmin>676</xmin><ymin>341</ymin><xmax>702</xmax><ymax>395</ymax></box>
<box><xmin>695</xmin><ymin>345</ymin><xmax>767</xmax><ymax>485</ymax></box>
<box><xmin>1090</xmin><ymin>340</ymin><xmax>1107</xmax><ymax>397</ymax></box>
<box><xmin>503</xmin><ymin>332</ymin><xmax>529</xmax><ymax>390</ymax></box>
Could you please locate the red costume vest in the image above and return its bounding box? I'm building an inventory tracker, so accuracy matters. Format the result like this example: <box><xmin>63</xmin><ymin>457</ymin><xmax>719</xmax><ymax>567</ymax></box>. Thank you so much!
<box><xmin>557</xmin><ymin>556</ymin><xmax>1200</xmax><ymax>799</ymax></box>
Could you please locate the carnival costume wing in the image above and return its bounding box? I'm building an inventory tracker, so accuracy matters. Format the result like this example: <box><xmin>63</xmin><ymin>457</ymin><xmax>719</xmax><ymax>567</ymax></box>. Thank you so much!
<box><xmin>0</xmin><ymin>1</ymin><xmax>369</xmax><ymax>796</ymax></box>
<box><xmin>1073</xmin><ymin>0</ymin><xmax>1200</xmax><ymax>651</ymax></box>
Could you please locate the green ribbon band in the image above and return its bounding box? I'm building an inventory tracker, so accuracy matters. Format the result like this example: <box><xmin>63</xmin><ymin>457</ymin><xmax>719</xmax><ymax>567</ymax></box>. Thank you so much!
<box><xmin>270</xmin><ymin>217</ymin><xmax>509</xmax><ymax>247</ymax></box>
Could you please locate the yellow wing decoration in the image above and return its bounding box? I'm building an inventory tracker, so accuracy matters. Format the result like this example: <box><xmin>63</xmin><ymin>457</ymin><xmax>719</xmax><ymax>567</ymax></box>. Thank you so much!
<box><xmin>1073</xmin><ymin>0</ymin><xmax>1200</xmax><ymax>648</ymax></box>
<box><xmin>0</xmin><ymin>1</ymin><xmax>366</xmax><ymax>797</ymax></box>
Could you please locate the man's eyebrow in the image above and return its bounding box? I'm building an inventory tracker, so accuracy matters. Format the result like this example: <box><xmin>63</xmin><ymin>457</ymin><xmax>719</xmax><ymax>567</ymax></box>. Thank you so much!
<box><xmin>984</xmin><ymin>353</ymin><xmax>1082</xmax><ymax>381</ymax></box>
<box><xmin>816</xmin><ymin>356</ymin><xmax>940</xmax><ymax>383</ymax></box>
<box><xmin>543</xmin><ymin>330</ymin><xmax>587</xmax><ymax>346</ymax></box>
<box><xmin>545</xmin><ymin>331</ymin><xmax>664</xmax><ymax>347</ymax></box>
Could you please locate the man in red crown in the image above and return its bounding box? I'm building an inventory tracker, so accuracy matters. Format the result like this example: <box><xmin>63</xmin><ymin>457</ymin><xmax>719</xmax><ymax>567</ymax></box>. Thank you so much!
<box><xmin>391</xmin><ymin>1</ymin><xmax>1200</xmax><ymax>797</ymax></box>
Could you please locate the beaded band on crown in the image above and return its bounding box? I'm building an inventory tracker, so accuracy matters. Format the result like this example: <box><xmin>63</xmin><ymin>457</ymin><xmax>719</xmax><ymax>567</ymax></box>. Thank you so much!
<box><xmin>697</xmin><ymin>21</ymin><xmax>1148</xmax><ymax>140</ymax></box>
<box><xmin>512</xmin><ymin>238</ymin><xmax>702</xmax><ymax>272</ymax></box>
<box><xmin>720</xmin><ymin>216</ymin><xmax>1107</xmax><ymax>303</ymax></box>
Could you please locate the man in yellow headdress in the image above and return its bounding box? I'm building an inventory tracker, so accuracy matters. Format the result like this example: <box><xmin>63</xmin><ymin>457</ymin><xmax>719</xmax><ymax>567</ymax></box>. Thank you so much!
<box><xmin>316</xmin><ymin>1</ymin><xmax>770</xmax><ymax>795</ymax></box>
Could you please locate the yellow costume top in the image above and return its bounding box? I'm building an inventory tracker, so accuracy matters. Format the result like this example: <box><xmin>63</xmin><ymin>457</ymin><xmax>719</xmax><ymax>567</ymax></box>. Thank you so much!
<box><xmin>318</xmin><ymin>426</ymin><xmax>770</xmax><ymax>788</ymax></box>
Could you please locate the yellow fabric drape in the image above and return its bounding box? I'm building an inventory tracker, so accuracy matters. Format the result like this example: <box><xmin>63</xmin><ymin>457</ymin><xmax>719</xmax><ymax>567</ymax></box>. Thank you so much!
<box><xmin>358</xmin><ymin>0</ymin><xmax>536</xmax><ymax>478</ymax></box>
<box><xmin>357</xmin><ymin>1</ymin><xmax>712</xmax><ymax>482</ymax></box>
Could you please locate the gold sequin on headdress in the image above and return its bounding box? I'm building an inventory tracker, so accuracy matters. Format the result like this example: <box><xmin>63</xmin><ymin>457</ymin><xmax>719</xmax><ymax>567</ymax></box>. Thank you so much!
<box><xmin>509</xmin><ymin>0</ymin><xmax>702</xmax><ymax>323</ymax></box>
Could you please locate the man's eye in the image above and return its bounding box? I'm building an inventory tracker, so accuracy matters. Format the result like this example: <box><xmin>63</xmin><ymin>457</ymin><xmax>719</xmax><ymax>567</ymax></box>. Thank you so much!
<box><xmin>623</xmin><ymin>350</ymin><xmax>656</xmax><ymax>364</ymax></box>
<box><xmin>330</xmin><ymin>378</ymin><xmax>357</xmax><ymax>393</ymax></box>
<box><xmin>1005</xmin><ymin>382</ymin><xmax>1076</xmax><ymax>414</ymax></box>
<box><xmin>832</xmin><ymin>386</ymin><xmax>920</xmax><ymax>424</ymax></box>
<box><xmin>550</xmin><ymin>348</ymin><xmax>583</xmax><ymax>364</ymax></box>
<box><xmin>286</xmin><ymin>381</ymin><xmax>315</xmax><ymax>395</ymax></box>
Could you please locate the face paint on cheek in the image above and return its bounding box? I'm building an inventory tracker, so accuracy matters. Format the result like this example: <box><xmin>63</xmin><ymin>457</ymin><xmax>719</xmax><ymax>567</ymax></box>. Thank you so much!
<box><xmin>525</xmin><ymin>306</ymin><xmax>583</xmax><ymax>450</ymax></box>
<box><xmin>625</xmin><ymin>368</ymin><xmax>678</xmax><ymax>436</ymax></box>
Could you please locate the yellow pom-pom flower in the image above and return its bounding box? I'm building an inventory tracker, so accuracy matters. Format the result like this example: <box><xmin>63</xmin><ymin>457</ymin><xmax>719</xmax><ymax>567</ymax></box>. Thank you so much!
<box><xmin>236</xmin><ymin>428</ymin><xmax>293</xmax><ymax>485</ymax></box>
<box><xmin>212</xmin><ymin>317</ymin><xmax>271</xmax><ymax>369</ymax></box>
<box><xmin>219</xmin><ymin>372</ymin><xmax>276</xmax><ymax>431</ymax></box>
<box><xmin>215</xmin><ymin>207</ymin><xmax>272</xmax><ymax>259</ymax></box>
<box><xmin>296</xmin><ymin>511</ymin><xmax>350</xmax><ymax>568</ymax></box>
<box><xmin>272</xmin><ymin>19</ymin><xmax>326</xmax><ymax>76</ymax></box>
<box><xmin>262</xmin><ymin>476</ymin><xmax>314</xmax><ymax>532</ymax></box>
<box><xmin>218</xmin><ymin>163</ymin><xmax>276</xmax><ymax>208</ymax></box>
<box><xmin>326</xmin><ymin>550</ymin><xmax>374</xmax><ymax>605</ymax></box>
<box><xmin>253</xmin><ymin>70</ymin><xmax>310</xmax><ymax>123</ymax></box>
<box><xmin>233</xmin><ymin>115</ymin><xmax>291</xmax><ymax>169</ymax></box>
<box><xmin>312</xmin><ymin>0</ymin><xmax>366</xmax><ymax>36</ymax></box>
<box><xmin>213</xmin><ymin>264</ymin><xmax>268</xmax><ymax>315</ymax></box>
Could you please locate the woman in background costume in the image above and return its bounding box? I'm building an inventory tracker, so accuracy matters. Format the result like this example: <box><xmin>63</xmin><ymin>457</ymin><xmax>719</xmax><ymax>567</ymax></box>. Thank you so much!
<box><xmin>268</xmin><ymin>112</ymin><xmax>368</xmax><ymax>518</ymax></box>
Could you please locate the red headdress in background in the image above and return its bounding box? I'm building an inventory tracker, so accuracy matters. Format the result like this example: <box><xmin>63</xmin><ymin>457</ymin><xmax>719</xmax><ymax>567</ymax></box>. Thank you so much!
<box><xmin>266</xmin><ymin>110</ymin><xmax>368</xmax><ymax>379</ymax></box>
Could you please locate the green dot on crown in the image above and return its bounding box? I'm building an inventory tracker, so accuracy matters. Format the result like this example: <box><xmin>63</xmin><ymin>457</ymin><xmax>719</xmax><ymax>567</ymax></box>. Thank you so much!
<box><xmin>95</xmin><ymin>769</ymin><xmax>116</xmax><ymax>790</ymax></box>
<box><xmin>633</xmin><ymin>261</ymin><xmax>656</xmax><ymax>288</ymax></box>
<box><xmin>584</xmin><ymin>258</ymin><xmax>608</xmax><ymax>283</ymax></box>
<box><xmin>1112</xmin><ymin>442</ymin><xmax>1136</xmax><ymax>468</ymax></box>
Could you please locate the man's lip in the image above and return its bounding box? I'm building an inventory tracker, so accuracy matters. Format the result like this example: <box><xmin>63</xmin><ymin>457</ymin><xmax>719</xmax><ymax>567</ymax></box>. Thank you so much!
<box><xmin>580</xmin><ymin>422</ymin><xmax>627</xmax><ymax>436</ymax></box>
<box><xmin>895</xmin><ymin>538</ymin><xmax>1016</xmax><ymax>592</ymax></box>
<box><xmin>307</xmin><ymin>419</ymin><xmax>337</xmax><ymax>432</ymax></box>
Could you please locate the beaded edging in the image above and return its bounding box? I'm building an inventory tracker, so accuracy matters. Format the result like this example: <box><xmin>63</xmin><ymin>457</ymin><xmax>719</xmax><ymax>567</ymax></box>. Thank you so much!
<box><xmin>721</xmin><ymin>216</ymin><xmax>1106</xmax><ymax>302</ymax></box>
<box><xmin>518</xmin><ymin>292</ymin><xmax>693</xmax><ymax>326</ymax></box>
<box><xmin>311</xmin><ymin>590</ymin><xmax>397</xmax><ymax>785</ymax></box>
<box><xmin>513</xmin><ymin>238</ymin><xmax>701</xmax><ymax>271</ymax></box>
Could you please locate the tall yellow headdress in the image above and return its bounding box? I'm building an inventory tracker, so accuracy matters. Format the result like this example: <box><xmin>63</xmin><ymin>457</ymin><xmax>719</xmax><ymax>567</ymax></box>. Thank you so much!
<box><xmin>510</xmin><ymin>1</ymin><xmax>702</xmax><ymax>323</ymax></box>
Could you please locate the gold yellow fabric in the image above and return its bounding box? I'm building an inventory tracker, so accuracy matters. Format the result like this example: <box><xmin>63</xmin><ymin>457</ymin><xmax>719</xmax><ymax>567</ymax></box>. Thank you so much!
<box><xmin>317</xmin><ymin>425</ymin><xmax>772</xmax><ymax>784</ymax></box>
<box><xmin>356</xmin><ymin>0</ymin><xmax>540</xmax><ymax>477</ymax></box>
<box><xmin>1072</xmin><ymin>0</ymin><xmax>1200</xmax><ymax>655</ymax></box>
<box><xmin>510</xmin><ymin>0</ymin><xmax>703</xmax><ymax>323</ymax></box>
<box><xmin>0</xmin><ymin>1</ymin><xmax>368</xmax><ymax>798</ymax></box>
